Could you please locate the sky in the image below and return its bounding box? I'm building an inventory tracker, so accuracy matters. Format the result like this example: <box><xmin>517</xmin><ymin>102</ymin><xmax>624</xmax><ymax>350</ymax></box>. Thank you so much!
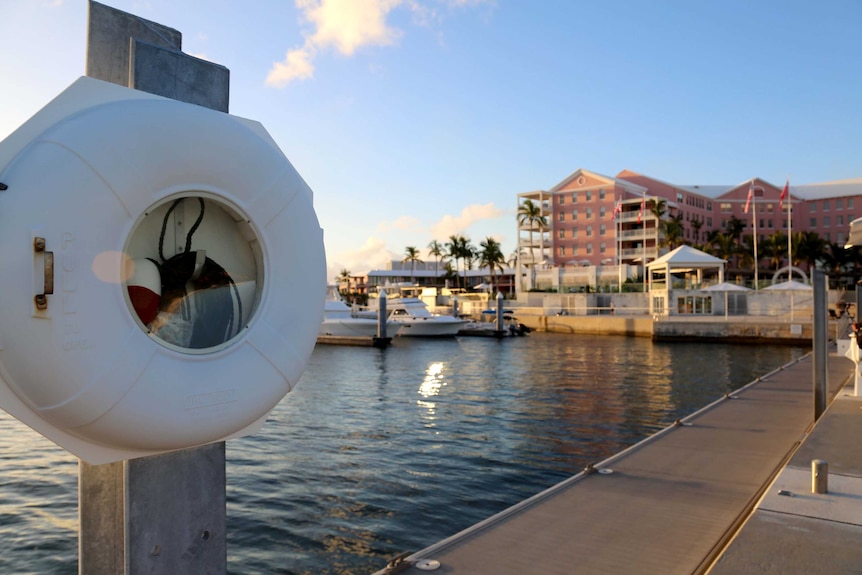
<box><xmin>2</xmin><ymin>1</ymin><xmax>861</xmax><ymax>281</ymax></box>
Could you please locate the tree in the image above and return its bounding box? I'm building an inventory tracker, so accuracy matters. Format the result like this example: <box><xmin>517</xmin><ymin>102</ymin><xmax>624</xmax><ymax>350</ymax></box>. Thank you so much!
<box><xmin>706</xmin><ymin>231</ymin><xmax>737</xmax><ymax>268</ymax></box>
<box><xmin>402</xmin><ymin>246</ymin><xmax>423</xmax><ymax>284</ymax></box>
<box><xmin>427</xmin><ymin>240</ymin><xmax>445</xmax><ymax>286</ymax></box>
<box><xmin>517</xmin><ymin>199</ymin><xmax>548</xmax><ymax>287</ymax></box>
<box><xmin>338</xmin><ymin>268</ymin><xmax>352</xmax><ymax>299</ymax></box>
<box><xmin>662</xmin><ymin>213</ymin><xmax>685</xmax><ymax>249</ymax></box>
<box><xmin>478</xmin><ymin>237</ymin><xmax>506</xmax><ymax>292</ymax></box>
<box><xmin>690</xmin><ymin>219</ymin><xmax>703</xmax><ymax>244</ymax></box>
<box><xmin>795</xmin><ymin>231</ymin><xmax>826</xmax><ymax>272</ymax></box>
<box><xmin>726</xmin><ymin>216</ymin><xmax>746</xmax><ymax>243</ymax></box>
<box><xmin>446</xmin><ymin>235</ymin><xmax>464</xmax><ymax>289</ymax></box>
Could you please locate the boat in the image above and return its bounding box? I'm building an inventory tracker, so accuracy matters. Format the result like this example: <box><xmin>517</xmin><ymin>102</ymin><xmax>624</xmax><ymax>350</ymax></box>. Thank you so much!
<box><xmin>364</xmin><ymin>285</ymin><xmax>466</xmax><ymax>337</ymax></box>
<box><xmin>319</xmin><ymin>285</ymin><xmax>401</xmax><ymax>338</ymax></box>
<box><xmin>458</xmin><ymin>310</ymin><xmax>531</xmax><ymax>337</ymax></box>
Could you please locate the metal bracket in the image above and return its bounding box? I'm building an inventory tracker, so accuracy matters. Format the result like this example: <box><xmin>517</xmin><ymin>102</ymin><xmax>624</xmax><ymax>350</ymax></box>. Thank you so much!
<box><xmin>34</xmin><ymin>237</ymin><xmax>54</xmax><ymax>310</ymax></box>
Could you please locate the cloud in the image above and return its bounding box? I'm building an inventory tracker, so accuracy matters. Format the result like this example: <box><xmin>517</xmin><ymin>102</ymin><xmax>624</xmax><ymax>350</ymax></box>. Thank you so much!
<box><xmin>267</xmin><ymin>0</ymin><xmax>493</xmax><ymax>87</ymax></box>
<box><xmin>430</xmin><ymin>202</ymin><xmax>505</xmax><ymax>239</ymax></box>
<box><xmin>377</xmin><ymin>215</ymin><xmax>422</xmax><ymax>232</ymax></box>
<box><xmin>327</xmin><ymin>236</ymin><xmax>397</xmax><ymax>279</ymax></box>
<box><xmin>267</xmin><ymin>0</ymin><xmax>403</xmax><ymax>88</ymax></box>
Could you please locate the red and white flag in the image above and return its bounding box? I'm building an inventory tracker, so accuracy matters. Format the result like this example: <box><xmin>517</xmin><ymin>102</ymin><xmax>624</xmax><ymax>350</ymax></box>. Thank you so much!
<box><xmin>744</xmin><ymin>182</ymin><xmax>754</xmax><ymax>214</ymax></box>
<box><xmin>779</xmin><ymin>179</ymin><xmax>789</xmax><ymax>210</ymax></box>
<box><xmin>637</xmin><ymin>195</ymin><xmax>645</xmax><ymax>223</ymax></box>
<box><xmin>612</xmin><ymin>200</ymin><xmax>621</xmax><ymax>220</ymax></box>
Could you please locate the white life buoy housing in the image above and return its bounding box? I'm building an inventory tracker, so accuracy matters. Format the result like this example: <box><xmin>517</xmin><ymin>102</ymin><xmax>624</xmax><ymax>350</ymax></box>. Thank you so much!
<box><xmin>0</xmin><ymin>77</ymin><xmax>326</xmax><ymax>463</ymax></box>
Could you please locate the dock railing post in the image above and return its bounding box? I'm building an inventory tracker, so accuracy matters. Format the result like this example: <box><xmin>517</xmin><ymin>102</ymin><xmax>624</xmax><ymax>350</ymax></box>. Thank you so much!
<box><xmin>813</xmin><ymin>269</ymin><xmax>828</xmax><ymax>420</ymax></box>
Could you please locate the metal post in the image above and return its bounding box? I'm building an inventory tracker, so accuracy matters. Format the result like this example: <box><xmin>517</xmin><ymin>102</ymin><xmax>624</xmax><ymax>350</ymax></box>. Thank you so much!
<box><xmin>812</xmin><ymin>459</ymin><xmax>828</xmax><ymax>494</ymax></box>
<box><xmin>813</xmin><ymin>269</ymin><xmax>828</xmax><ymax>420</ymax></box>
<box><xmin>377</xmin><ymin>289</ymin><xmax>387</xmax><ymax>339</ymax></box>
<box><xmin>496</xmin><ymin>291</ymin><xmax>504</xmax><ymax>333</ymax></box>
<box><xmin>81</xmin><ymin>3</ymin><xmax>230</xmax><ymax>573</ymax></box>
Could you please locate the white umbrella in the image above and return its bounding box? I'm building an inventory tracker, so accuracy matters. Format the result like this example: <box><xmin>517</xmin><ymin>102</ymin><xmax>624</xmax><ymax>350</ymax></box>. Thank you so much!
<box><xmin>763</xmin><ymin>280</ymin><xmax>812</xmax><ymax>291</ymax></box>
<box><xmin>702</xmin><ymin>282</ymin><xmax>752</xmax><ymax>292</ymax></box>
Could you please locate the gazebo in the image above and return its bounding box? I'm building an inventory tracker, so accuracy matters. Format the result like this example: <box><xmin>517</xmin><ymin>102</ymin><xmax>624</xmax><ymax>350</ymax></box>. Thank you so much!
<box><xmin>646</xmin><ymin>246</ymin><xmax>726</xmax><ymax>315</ymax></box>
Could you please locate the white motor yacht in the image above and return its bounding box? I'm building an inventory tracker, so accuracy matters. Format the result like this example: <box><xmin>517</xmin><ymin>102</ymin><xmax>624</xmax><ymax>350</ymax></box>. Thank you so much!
<box><xmin>319</xmin><ymin>286</ymin><xmax>401</xmax><ymax>338</ymax></box>
<box><xmin>384</xmin><ymin>297</ymin><xmax>466</xmax><ymax>337</ymax></box>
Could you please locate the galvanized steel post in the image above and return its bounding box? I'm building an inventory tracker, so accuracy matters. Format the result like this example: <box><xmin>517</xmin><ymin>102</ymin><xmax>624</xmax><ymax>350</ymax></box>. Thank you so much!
<box><xmin>813</xmin><ymin>269</ymin><xmax>828</xmax><ymax>420</ymax></box>
<box><xmin>812</xmin><ymin>459</ymin><xmax>828</xmax><ymax>494</ymax></box>
<box><xmin>377</xmin><ymin>289</ymin><xmax>388</xmax><ymax>339</ymax></box>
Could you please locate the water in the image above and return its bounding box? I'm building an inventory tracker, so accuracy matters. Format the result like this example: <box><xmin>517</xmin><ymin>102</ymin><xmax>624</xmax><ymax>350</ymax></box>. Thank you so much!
<box><xmin>0</xmin><ymin>333</ymin><xmax>806</xmax><ymax>574</ymax></box>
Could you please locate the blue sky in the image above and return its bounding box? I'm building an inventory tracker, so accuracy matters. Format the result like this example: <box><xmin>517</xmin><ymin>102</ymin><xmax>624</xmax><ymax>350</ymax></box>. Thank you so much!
<box><xmin>2</xmin><ymin>1</ymin><xmax>861</xmax><ymax>280</ymax></box>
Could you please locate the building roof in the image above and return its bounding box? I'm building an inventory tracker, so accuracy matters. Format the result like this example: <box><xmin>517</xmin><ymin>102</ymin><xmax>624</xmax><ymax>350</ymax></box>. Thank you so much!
<box><xmin>678</xmin><ymin>178</ymin><xmax>862</xmax><ymax>201</ymax></box>
<box><xmin>647</xmin><ymin>245</ymin><xmax>726</xmax><ymax>269</ymax></box>
<box><xmin>548</xmin><ymin>168</ymin><xmax>648</xmax><ymax>194</ymax></box>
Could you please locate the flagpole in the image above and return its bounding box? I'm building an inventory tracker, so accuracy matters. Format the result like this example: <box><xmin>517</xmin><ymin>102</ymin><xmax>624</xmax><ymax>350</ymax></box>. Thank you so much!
<box><xmin>786</xmin><ymin>178</ymin><xmax>792</xmax><ymax>279</ymax></box>
<box><xmin>753</xmin><ymin>188</ymin><xmax>758</xmax><ymax>290</ymax></box>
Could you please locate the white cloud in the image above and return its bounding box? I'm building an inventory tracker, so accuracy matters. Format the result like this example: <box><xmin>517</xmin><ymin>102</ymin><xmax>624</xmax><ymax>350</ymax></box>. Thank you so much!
<box><xmin>429</xmin><ymin>202</ymin><xmax>505</xmax><ymax>239</ymax></box>
<box><xmin>267</xmin><ymin>0</ymin><xmax>403</xmax><ymax>88</ymax></box>
<box><xmin>377</xmin><ymin>214</ymin><xmax>422</xmax><ymax>232</ymax></box>
<box><xmin>267</xmin><ymin>0</ymin><xmax>493</xmax><ymax>87</ymax></box>
<box><xmin>327</xmin><ymin>236</ymin><xmax>397</xmax><ymax>279</ymax></box>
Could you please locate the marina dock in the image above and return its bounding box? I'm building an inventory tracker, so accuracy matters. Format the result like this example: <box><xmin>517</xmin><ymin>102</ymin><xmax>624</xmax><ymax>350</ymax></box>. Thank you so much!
<box><xmin>378</xmin><ymin>351</ymin><xmax>856</xmax><ymax>574</ymax></box>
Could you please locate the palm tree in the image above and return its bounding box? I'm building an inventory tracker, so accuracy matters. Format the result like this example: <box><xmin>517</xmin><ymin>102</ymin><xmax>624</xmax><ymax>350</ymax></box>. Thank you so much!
<box><xmin>517</xmin><ymin>199</ymin><xmax>548</xmax><ymax>288</ymax></box>
<box><xmin>690</xmin><ymin>219</ymin><xmax>703</xmax><ymax>244</ymax></box>
<box><xmin>795</xmin><ymin>231</ymin><xmax>827</xmax><ymax>273</ymax></box>
<box><xmin>662</xmin><ymin>213</ymin><xmax>685</xmax><ymax>249</ymax></box>
<box><xmin>478</xmin><ymin>237</ymin><xmax>505</xmax><ymax>292</ymax></box>
<box><xmin>446</xmin><ymin>235</ymin><xmax>463</xmax><ymax>289</ymax></box>
<box><xmin>402</xmin><ymin>246</ymin><xmax>423</xmax><ymax>284</ymax></box>
<box><xmin>338</xmin><ymin>268</ymin><xmax>352</xmax><ymax>300</ymax></box>
<box><xmin>726</xmin><ymin>216</ymin><xmax>746</xmax><ymax>244</ymax></box>
<box><xmin>427</xmin><ymin>240</ymin><xmax>445</xmax><ymax>286</ymax></box>
<box><xmin>706</xmin><ymin>231</ymin><xmax>737</xmax><ymax>268</ymax></box>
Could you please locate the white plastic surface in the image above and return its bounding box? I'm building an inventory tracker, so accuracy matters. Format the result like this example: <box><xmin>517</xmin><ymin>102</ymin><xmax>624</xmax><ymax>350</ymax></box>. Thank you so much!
<box><xmin>0</xmin><ymin>77</ymin><xmax>326</xmax><ymax>463</ymax></box>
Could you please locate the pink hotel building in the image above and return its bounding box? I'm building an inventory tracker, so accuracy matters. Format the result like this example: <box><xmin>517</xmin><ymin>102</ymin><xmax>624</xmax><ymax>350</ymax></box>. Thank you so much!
<box><xmin>516</xmin><ymin>168</ymin><xmax>862</xmax><ymax>289</ymax></box>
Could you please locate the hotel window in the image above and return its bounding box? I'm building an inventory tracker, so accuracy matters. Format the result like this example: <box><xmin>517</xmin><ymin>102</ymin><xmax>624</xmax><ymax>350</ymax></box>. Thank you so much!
<box><xmin>707</xmin><ymin>202</ymin><xmax>713</xmax><ymax>211</ymax></box>
<box><xmin>600</xmin><ymin>242</ymin><xmax>607</xmax><ymax>254</ymax></box>
<box><xmin>599</xmin><ymin>206</ymin><xmax>606</xmax><ymax>218</ymax></box>
<box><xmin>838</xmin><ymin>233</ymin><xmax>845</xmax><ymax>244</ymax></box>
<box><xmin>759</xmin><ymin>219</ymin><xmax>765</xmax><ymax>228</ymax></box>
<box><xmin>586</xmin><ymin>208</ymin><xmax>593</xmax><ymax>219</ymax></box>
<box><xmin>586</xmin><ymin>226</ymin><xmax>593</xmax><ymax>237</ymax></box>
<box><xmin>810</xmin><ymin>217</ymin><xmax>817</xmax><ymax>227</ymax></box>
<box><xmin>599</xmin><ymin>189</ymin><xmax>606</xmax><ymax>200</ymax></box>
<box><xmin>767</xmin><ymin>203</ymin><xmax>774</xmax><ymax>213</ymax></box>
<box><xmin>558</xmin><ymin>229</ymin><xmax>566</xmax><ymax>239</ymax></box>
<box><xmin>768</xmin><ymin>220</ymin><xmax>773</xmax><ymax>228</ymax></box>
<box><xmin>849</xmin><ymin>198</ymin><xmax>855</xmax><ymax>209</ymax></box>
<box><xmin>572</xmin><ymin>209</ymin><xmax>578</xmax><ymax>220</ymax></box>
<box><xmin>571</xmin><ymin>192</ymin><xmax>577</xmax><ymax>203</ymax></box>
<box><xmin>810</xmin><ymin>203</ymin><xmax>816</xmax><ymax>212</ymax></box>
<box><xmin>573</xmin><ymin>227</ymin><xmax>578</xmax><ymax>238</ymax></box>
<box><xmin>677</xmin><ymin>192</ymin><xmax>684</xmax><ymax>202</ymax></box>
<box><xmin>558</xmin><ymin>246</ymin><xmax>566</xmax><ymax>256</ymax></box>
<box><xmin>721</xmin><ymin>203</ymin><xmax>732</xmax><ymax>213</ymax></box>
<box><xmin>837</xmin><ymin>198</ymin><xmax>844</xmax><ymax>209</ymax></box>
<box><xmin>559</xmin><ymin>212</ymin><xmax>565</xmax><ymax>222</ymax></box>
<box><xmin>823</xmin><ymin>200</ymin><xmax>830</xmax><ymax>211</ymax></box>
<box><xmin>838</xmin><ymin>215</ymin><xmax>844</xmax><ymax>226</ymax></box>
<box><xmin>600</xmin><ymin>224</ymin><xmax>606</xmax><ymax>236</ymax></box>
<box><xmin>587</xmin><ymin>244</ymin><xmax>593</xmax><ymax>255</ymax></box>
<box><xmin>558</xmin><ymin>195</ymin><xmax>565</xmax><ymax>205</ymax></box>
<box><xmin>707</xmin><ymin>217</ymin><xmax>713</xmax><ymax>227</ymax></box>
<box><xmin>824</xmin><ymin>216</ymin><xmax>831</xmax><ymax>227</ymax></box>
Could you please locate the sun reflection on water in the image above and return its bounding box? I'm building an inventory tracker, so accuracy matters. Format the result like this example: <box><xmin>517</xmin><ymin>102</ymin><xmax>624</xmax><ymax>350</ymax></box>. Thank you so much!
<box><xmin>417</xmin><ymin>361</ymin><xmax>447</xmax><ymax>414</ymax></box>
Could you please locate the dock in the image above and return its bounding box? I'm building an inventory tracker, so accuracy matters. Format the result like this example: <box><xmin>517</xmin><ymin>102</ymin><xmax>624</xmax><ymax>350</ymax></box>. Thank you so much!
<box><xmin>377</xmin><ymin>351</ymin><xmax>856</xmax><ymax>575</ymax></box>
<box><xmin>316</xmin><ymin>335</ymin><xmax>391</xmax><ymax>348</ymax></box>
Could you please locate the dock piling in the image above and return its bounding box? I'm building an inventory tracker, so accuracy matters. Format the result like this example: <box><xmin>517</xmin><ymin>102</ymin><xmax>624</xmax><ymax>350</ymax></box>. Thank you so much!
<box><xmin>812</xmin><ymin>459</ymin><xmax>828</xmax><ymax>494</ymax></box>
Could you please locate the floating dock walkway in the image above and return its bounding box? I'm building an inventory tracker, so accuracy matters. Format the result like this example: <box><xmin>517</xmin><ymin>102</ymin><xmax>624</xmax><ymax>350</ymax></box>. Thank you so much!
<box><xmin>378</xmin><ymin>351</ymin><xmax>855</xmax><ymax>575</ymax></box>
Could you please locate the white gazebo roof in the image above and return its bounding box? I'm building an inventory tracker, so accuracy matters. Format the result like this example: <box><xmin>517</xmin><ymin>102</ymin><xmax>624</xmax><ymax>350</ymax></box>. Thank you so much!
<box><xmin>647</xmin><ymin>245</ymin><xmax>726</xmax><ymax>270</ymax></box>
<box><xmin>646</xmin><ymin>245</ymin><xmax>726</xmax><ymax>290</ymax></box>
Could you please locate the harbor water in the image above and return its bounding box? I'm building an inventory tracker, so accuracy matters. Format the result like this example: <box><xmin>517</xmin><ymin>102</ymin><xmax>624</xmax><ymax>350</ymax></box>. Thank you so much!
<box><xmin>0</xmin><ymin>333</ymin><xmax>807</xmax><ymax>574</ymax></box>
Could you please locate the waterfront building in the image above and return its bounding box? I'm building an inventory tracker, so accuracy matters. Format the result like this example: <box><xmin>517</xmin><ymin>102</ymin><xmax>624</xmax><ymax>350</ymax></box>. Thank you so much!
<box><xmin>516</xmin><ymin>168</ymin><xmax>862</xmax><ymax>293</ymax></box>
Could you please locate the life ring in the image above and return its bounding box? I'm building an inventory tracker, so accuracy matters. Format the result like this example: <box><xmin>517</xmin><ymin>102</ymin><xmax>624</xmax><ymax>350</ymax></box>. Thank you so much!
<box><xmin>0</xmin><ymin>77</ymin><xmax>325</xmax><ymax>463</ymax></box>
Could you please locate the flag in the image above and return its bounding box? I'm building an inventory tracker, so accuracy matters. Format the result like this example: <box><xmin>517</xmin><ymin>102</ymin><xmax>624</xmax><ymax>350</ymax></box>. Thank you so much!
<box><xmin>744</xmin><ymin>182</ymin><xmax>754</xmax><ymax>214</ymax></box>
<box><xmin>611</xmin><ymin>200</ymin><xmax>621</xmax><ymax>220</ymax></box>
<box><xmin>637</xmin><ymin>195</ymin><xmax>645</xmax><ymax>224</ymax></box>
<box><xmin>779</xmin><ymin>179</ymin><xmax>789</xmax><ymax>210</ymax></box>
